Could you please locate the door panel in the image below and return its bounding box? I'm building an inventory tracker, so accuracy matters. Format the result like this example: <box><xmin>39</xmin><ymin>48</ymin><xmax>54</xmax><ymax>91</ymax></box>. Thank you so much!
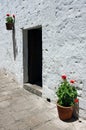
<box><xmin>28</xmin><ymin>28</ymin><xmax>42</xmax><ymax>86</ymax></box>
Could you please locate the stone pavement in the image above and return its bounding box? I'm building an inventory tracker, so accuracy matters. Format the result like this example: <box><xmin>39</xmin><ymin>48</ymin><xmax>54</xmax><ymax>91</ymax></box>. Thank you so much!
<box><xmin>0</xmin><ymin>72</ymin><xmax>86</xmax><ymax>130</ymax></box>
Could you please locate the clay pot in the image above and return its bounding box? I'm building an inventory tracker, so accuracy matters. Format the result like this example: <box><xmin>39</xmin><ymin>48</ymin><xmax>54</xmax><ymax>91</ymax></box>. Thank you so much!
<box><xmin>6</xmin><ymin>23</ymin><xmax>14</xmax><ymax>30</ymax></box>
<box><xmin>57</xmin><ymin>103</ymin><xmax>74</xmax><ymax>121</ymax></box>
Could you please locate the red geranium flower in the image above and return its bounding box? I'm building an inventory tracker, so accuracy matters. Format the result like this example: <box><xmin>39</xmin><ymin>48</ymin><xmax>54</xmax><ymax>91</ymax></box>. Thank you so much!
<box><xmin>13</xmin><ymin>14</ymin><xmax>15</xmax><ymax>18</ymax></box>
<box><xmin>6</xmin><ymin>14</ymin><xmax>10</xmax><ymax>16</ymax></box>
<box><xmin>74</xmin><ymin>98</ymin><xmax>79</xmax><ymax>103</ymax></box>
<box><xmin>61</xmin><ymin>74</ymin><xmax>66</xmax><ymax>80</ymax></box>
<box><xmin>70</xmin><ymin>80</ymin><xmax>75</xmax><ymax>83</ymax></box>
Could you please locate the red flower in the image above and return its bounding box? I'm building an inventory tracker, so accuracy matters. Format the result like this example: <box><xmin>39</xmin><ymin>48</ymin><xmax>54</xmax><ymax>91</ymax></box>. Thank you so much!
<box><xmin>70</xmin><ymin>80</ymin><xmax>75</xmax><ymax>83</ymax></box>
<box><xmin>74</xmin><ymin>98</ymin><xmax>79</xmax><ymax>103</ymax></box>
<box><xmin>6</xmin><ymin>14</ymin><xmax>10</xmax><ymax>16</ymax></box>
<box><xmin>61</xmin><ymin>74</ymin><xmax>66</xmax><ymax>80</ymax></box>
<box><xmin>13</xmin><ymin>14</ymin><xmax>15</xmax><ymax>18</ymax></box>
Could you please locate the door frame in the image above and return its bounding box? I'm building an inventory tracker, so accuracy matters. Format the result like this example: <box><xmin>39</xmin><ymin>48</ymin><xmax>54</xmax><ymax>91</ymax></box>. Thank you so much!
<box><xmin>23</xmin><ymin>25</ymin><xmax>42</xmax><ymax>86</ymax></box>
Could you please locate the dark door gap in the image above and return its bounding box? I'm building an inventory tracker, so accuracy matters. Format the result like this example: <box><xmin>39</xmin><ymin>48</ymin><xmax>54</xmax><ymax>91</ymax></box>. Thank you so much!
<box><xmin>28</xmin><ymin>27</ymin><xmax>42</xmax><ymax>87</ymax></box>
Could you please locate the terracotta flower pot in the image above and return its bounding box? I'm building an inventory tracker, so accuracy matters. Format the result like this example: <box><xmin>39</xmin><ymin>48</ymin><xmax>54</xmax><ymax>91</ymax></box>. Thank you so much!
<box><xmin>57</xmin><ymin>103</ymin><xmax>74</xmax><ymax>121</ymax></box>
<box><xmin>6</xmin><ymin>23</ymin><xmax>14</xmax><ymax>30</ymax></box>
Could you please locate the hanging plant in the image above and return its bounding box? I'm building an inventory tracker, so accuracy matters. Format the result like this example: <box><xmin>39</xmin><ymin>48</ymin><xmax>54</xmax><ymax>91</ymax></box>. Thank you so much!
<box><xmin>5</xmin><ymin>14</ymin><xmax>15</xmax><ymax>30</ymax></box>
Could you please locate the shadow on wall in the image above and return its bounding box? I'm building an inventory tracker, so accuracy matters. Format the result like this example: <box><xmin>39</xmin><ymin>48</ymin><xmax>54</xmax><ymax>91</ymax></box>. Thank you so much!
<box><xmin>12</xmin><ymin>24</ymin><xmax>18</xmax><ymax>60</ymax></box>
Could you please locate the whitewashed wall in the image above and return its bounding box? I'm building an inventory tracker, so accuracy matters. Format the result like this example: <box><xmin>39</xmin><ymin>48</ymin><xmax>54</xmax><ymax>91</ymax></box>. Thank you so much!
<box><xmin>0</xmin><ymin>0</ymin><xmax>86</xmax><ymax>118</ymax></box>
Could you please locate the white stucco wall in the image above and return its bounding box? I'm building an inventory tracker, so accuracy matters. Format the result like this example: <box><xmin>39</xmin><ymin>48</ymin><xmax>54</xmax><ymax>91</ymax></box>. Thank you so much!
<box><xmin>0</xmin><ymin>0</ymin><xmax>86</xmax><ymax>118</ymax></box>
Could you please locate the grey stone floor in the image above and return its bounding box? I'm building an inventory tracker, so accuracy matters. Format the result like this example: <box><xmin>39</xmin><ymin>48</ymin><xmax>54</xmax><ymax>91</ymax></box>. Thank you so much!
<box><xmin>0</xmin><ymin>72</ymin><xmax>86</xmax><ymax>130</ymax></box>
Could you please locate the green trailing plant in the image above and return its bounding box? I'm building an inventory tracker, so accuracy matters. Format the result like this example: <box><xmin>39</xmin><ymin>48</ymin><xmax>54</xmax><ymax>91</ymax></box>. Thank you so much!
<box><xmin>56</xmin><ymin>75</ymin><xmax>78</xmax><ymax>107</ymax></box>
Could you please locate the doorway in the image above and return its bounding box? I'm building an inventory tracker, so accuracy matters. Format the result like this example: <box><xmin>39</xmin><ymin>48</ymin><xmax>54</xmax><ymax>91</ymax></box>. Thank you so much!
<box><xmin>28</xmin><ymin>28</ymin><xmax>42</xmax><ymax>86</ymax></box>
<box><xmin>23</xmin><ymin>27</ymin><xmax>42</xmax><ymax>87</ymax></box>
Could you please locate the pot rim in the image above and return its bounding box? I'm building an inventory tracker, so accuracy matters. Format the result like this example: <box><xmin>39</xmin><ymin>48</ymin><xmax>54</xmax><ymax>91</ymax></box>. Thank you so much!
<box><xmin>6</xmin><ymin>22</ymin><xmax>14</xmax><ymax>24</ymax></box>
<box><xmin>56</xmin><ymin>102</ymin><xmax>74</xmax><ymax>108</ymax></box>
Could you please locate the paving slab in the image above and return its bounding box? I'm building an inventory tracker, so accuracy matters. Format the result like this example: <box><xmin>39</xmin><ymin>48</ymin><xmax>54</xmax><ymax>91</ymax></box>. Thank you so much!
<box><xmin>0</xmin><ymin>72</ymin><xmax>86</xmax><ymax>130</ymax></box>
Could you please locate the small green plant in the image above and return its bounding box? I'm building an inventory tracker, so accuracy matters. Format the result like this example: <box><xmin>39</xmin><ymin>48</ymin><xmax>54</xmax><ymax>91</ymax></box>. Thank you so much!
<box><xmin>6</xmin><ymin>14</ymin><xmax>15</xmax><ymax>23</ymax></box>
<box><xmin>56</xmin><ymin>75</ymin><xmax>78</xmax><ymax>107</ymax></box>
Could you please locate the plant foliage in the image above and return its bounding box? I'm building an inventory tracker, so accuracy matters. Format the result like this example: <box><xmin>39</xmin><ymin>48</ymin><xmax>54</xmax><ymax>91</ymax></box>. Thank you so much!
<box><xmin>6</xmin><ymin>14</ymin><xmax>15</xmax><ymax>23</ymax></box>
<box><xmin>56</xmin><ymin>75</ymin><xmax>77</xmax><ymax>107</ymax></box>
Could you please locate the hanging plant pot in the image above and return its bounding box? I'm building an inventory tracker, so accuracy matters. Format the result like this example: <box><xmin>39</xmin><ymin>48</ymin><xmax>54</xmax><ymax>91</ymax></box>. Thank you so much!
<box><xmin>6</xmin><ymin>23</ymin><xmax>14</xmax><ymax>30</ymax></box>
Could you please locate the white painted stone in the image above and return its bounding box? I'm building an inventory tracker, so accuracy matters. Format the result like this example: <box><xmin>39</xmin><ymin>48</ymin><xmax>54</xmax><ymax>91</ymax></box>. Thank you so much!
<box><xmin>0</xmin><ymin>0</ymin><xmax>86</xmax><ymax>118</ymax></box>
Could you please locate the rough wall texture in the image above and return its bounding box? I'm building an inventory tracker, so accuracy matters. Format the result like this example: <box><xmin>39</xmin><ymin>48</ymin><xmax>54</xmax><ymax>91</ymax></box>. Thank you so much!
<box><xmin>0</xmin><ymin>0</ymin><xmax>86</xmax><ymax>118</ymax></box>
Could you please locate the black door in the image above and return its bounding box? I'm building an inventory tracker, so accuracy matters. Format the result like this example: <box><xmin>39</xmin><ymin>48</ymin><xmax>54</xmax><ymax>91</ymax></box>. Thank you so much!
<box><xmin>28</xmin><ymin>28</ymin><xmax>42</xmax><ymax>86</ymax></box>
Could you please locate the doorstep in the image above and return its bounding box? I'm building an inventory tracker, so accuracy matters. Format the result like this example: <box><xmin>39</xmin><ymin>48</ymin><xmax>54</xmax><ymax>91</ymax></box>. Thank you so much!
<box><xmin>24</xmin><ymin>83</ymin><xmax>42</xmax><ymax>97</ymax></box>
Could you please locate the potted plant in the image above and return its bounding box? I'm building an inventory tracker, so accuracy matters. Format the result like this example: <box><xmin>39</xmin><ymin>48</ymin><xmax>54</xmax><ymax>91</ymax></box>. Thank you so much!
<box><xmin>56</xmin><ymin>74</ymin><xmax>78</xmax><ymax>120</ymax></box>
<box><xmin>6</xmin><ymin>14</ymin><xmax>15</xmax><ymax>30</ymax></box>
